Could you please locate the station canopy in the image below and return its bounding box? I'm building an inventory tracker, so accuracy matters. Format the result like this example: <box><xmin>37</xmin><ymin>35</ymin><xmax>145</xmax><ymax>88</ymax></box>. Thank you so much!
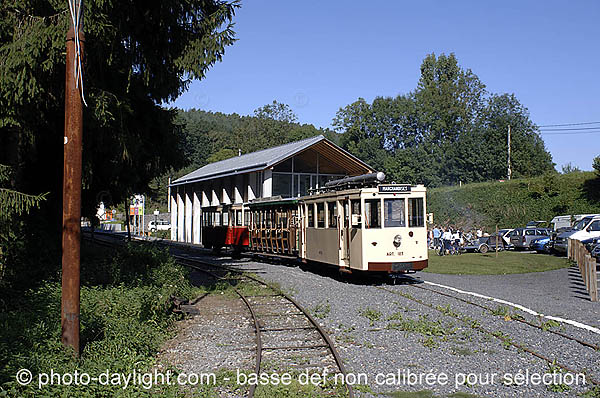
<box><xmin>170</xmin><ymin>135</ymin><xmax>373</xmax><ymax>187</ymax></box>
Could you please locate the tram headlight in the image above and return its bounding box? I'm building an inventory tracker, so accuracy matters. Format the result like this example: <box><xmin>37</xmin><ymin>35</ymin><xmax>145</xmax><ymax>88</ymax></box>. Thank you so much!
<box><xmin>393</xmin><ymin>234</ymin><xmax>402</xmax><ymax>248</ymax></box>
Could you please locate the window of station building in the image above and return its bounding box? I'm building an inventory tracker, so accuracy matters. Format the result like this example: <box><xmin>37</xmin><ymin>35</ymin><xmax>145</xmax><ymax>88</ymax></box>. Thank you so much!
<box><xmin>273</xmin><ymin>173</ymin><xmax>292</xmax><ymax>198</ymax></box>
<box><xmin>364</xmin><ymin>199</ymin><xmax>381</xmax><ymax>229</ymax></box>
<box><xmin>307</xmin><ymin>204</ymin><xmax>315</xmax><ymax>227</ymax></box>
<box><xmin>299</xmin><ymin>175</ymin><xmax>311</xmax><ymax>197</ymax></box>
<box><xmin>384</xmin><ymin>199</ymin><xmax>405</xmax><ymax>227</ymax></box>
<box><xmin>317</xmin><ymin>202</ymin><xmax>325</xmax><ymax>228</ymax></box>
<box><xmin>328</xmin><ymin>202</ymin><xmax>337</xmax><ymax>228</ymax></box>
<box><xmin>408</xmin><ymin>198</ymin><xmax>424</xmax><ymax>227</ymax></box>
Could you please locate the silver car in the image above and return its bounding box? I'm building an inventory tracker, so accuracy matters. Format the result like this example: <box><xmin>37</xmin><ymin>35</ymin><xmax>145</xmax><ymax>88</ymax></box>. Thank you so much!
<box><xmin>509</xmin><ymin>227</ymin><xmax>551</xmax><ymax>250</ymax></box>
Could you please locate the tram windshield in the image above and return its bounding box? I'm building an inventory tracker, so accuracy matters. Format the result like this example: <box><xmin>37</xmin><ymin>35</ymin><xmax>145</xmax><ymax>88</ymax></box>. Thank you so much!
<box><xmin>384</xmin><ymin>199</ymin><xmax>405</xmax><ymax>227</ymax></box>
<box><xmin>408</xmin><ymin>198</ymin><xmax>424</xmax><ymax>227</ymax></box>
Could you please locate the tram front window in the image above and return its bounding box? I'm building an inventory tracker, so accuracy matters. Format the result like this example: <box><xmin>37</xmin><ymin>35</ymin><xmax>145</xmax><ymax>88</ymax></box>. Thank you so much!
<box><xmin>408</xmin><ymin>198</ymin><xmax>424</xmax><ymax>227</ymax></box>
<box><xmin>384</xmin><ymin>199</ymin><xmax>405</xmax><ymax>227</ymax></box>
<box><xmin>365</xmin><ymin>199</ymin><xmax>381</xmax><ymax>229</ymax></box>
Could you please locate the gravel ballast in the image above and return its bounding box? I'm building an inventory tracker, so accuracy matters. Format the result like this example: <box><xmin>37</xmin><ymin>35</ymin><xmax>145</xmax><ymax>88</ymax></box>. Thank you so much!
<box><xmin>228</xmin><ymin>258</ymin><xmax>600</xmax><ymax>397</ymax></box>
<box><xmin>160</xmin><ymin>250</ymin><xmax>600</xmax><ymax>397</ymax></box>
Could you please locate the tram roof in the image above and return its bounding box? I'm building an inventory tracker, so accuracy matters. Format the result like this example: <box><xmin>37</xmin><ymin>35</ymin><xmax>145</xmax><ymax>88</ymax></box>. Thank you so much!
<box><xmin>170</xmin><ymin>135</ymin><xmax>373</xmax><ymax>186</ymax></box>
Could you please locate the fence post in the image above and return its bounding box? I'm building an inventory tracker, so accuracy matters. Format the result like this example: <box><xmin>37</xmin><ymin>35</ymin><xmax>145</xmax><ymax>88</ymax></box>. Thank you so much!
<box><xmin>590</xmin><ymin>257</ymin><xmax>598</xmax><ymax>302</ymax></box>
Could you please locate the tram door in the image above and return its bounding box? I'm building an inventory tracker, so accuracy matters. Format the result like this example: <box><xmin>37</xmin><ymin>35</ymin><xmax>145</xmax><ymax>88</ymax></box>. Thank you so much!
<box><xmin>339</xmin><ymin>198</ymin><xmax>351</xmax><ymax>267</ymax></box>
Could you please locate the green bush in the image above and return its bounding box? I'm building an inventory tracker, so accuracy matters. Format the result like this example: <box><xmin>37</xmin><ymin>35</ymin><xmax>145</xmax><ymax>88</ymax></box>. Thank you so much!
<box><xmin>0</xmin><ymin>244</ymin><xmax>202</xmax><ymax>397</ymax></box>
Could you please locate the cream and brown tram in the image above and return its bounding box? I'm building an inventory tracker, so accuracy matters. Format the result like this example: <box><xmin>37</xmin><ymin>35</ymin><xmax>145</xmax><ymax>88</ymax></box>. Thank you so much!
<box><xmin>236</xmin><ymin>173</ymin><xmax>428</xmax><ymax>275</ymax></box>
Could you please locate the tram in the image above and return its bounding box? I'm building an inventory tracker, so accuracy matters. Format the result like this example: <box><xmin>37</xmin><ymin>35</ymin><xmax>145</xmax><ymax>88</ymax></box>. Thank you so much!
<box><xmin>200</xmin><ymin>173</ymin><xmax>428</xmax><ymax>274</ymax></box>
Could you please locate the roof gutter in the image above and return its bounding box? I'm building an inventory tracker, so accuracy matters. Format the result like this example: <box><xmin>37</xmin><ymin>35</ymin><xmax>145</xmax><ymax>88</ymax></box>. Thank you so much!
<box><xmin>169</xmin><ymin>163</ymin><xmax>268</xmax><ymax>187</ymax></box>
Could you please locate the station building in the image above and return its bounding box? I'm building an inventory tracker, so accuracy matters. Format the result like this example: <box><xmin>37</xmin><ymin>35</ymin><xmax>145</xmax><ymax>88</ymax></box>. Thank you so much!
<box><xmin>168</xmin><ymin>135</ymin><xmax>373</xmax><ymax>243</ymax></box>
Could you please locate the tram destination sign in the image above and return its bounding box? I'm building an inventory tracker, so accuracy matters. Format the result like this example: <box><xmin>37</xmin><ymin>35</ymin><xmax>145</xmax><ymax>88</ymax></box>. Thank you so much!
<box><xmin>378</xmin><ymin>185</ymin><xmax>411</xmax><ymax>193</ymax></box>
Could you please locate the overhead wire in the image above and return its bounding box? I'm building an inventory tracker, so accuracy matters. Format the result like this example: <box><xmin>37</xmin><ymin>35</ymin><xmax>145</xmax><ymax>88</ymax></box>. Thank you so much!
<box><xmin>67</xmin><ymin>0</ymin><xmax>87</xmax><ymax>106</ymax></box>
<box><xmin>538</xmin><ymin>121</ymin><xmax>600</xmax><ymax>127</ymax></box>
<box><xmin>536</xmin><ymin>121</ymin><xmax>600</xmax><ymax>135</ymax></box>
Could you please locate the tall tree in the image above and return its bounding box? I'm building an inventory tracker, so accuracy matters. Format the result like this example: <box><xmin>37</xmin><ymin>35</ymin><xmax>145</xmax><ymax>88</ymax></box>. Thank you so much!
<box><xmin>0</xmin><ymin>1</ymin><xmax>239</xmax><ymax>285</ymax></box>
<box><xmin>334</xmin><ymin>53</ymin><xmax>554</xmax><ymax>186</ymax></box>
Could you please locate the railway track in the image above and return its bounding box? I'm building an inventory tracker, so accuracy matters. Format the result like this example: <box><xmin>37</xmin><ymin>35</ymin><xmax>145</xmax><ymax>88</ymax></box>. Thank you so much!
<box><xmin>376</xmin><ymin>284</ymin><xmax>600</xmax><ymax>386</ymax></box>
<box><xmin>84</xmin><ymin>232</ymin><xmax>353</xmax><ymax>398</ymax></box>
<box><xmin>85</xmin><ymin>231</ymin><xmax>600</xmax><ymax>392</ymax></box>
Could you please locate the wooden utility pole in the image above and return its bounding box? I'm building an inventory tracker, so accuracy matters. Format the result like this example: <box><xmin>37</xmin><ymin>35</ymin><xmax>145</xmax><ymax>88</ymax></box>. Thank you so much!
<box><xmin>61</xmin><ymin>0</ymin><xmax>84</xmax><ymax>354</ymax></box>
<box><xmin>507</xmin><ymin>125</ymin><xmax>512</xmax><ymax>180</ymax></box>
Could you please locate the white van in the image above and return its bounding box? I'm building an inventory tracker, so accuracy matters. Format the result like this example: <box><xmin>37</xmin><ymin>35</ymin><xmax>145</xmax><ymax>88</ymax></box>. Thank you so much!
<box><xmin>550</xmin><ymin>214</ymin><xmax>600</xmax><ymax>231</ymax></box>
<box><xmin>148</xmin><ymin>220</ymin><xmax>171</xmax><ymax>232</ymax></box>
<box><xmin>554</xmin><ymin>216</ymin><xmax>600</xmax><ymax>253</ymax></box>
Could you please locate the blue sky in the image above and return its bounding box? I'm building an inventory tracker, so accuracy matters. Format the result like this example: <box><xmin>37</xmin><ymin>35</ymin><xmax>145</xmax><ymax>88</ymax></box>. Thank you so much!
<box><xmin>172</xmin><ymin>0</ymin><xmax>600</xmax><ymax>171</ymax></box>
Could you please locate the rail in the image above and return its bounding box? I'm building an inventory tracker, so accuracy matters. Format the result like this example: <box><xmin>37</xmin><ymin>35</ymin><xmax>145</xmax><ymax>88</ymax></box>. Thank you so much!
<box><xmin>568</xmin><ymin>239</ymin><xmax>598</xmax><ymax>302</ymax></box>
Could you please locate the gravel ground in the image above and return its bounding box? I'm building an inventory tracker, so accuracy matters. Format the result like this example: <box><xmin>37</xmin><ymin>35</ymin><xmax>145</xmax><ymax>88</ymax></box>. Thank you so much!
<box><xmin>223</xmin><ymin>257</ymin><xmax>600</xmax><ymax>398</ymax></box>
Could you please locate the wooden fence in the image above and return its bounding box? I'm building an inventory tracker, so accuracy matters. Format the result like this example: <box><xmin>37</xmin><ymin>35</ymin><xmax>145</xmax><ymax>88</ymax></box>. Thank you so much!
<box><xmin>568</xmin><ymin>239</ymin><xmax>598</xmax><ymax>302</ymax></box>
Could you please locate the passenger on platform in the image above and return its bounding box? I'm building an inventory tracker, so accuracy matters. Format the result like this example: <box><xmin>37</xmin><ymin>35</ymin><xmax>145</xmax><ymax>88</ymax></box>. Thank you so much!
<box><xmin>432</xmin><ymin>226</ymin><xmax>441</xmax><ymax>249</ymax></box>
<box><xmin>442</xmin><ymin>227</ymin><xmax>453</xmax><ymax>254</ymax></box>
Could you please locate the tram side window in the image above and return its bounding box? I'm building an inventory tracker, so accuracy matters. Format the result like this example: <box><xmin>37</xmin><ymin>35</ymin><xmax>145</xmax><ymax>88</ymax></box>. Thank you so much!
<box><xmin>364</xmin><ymin>199</ymin><xmax>381</xmax><ymax>229</ymax></box>
<box><xmin>351</xmin><ymin>200</ymin><xmax>362</xmax><ymax>227</ymax></box>
<box><xmin>222</xmin><ymin>212</ymin><xmax>229</xmax><ymax>227</ymax></box>
<box><xmin>245</xmin><ymin>211</ymin><xmax>251</xmax><ymax>227</ymax></box>
<box><xmin>384</xmin><ymin>199</ymin><xmax>405</xmax><ymax>227</ymax></box>
<box><xmin>317</xmin><ymin>202</ymin><xmax>325</xmax><ymax>228</ymax></box>
<box><xmin>328</xmin><ymin>202</ymin><xmax>337</xmax><ymax>228</ymax></box>
<box><xmin>408</xmin><ymin>198</ymin><xmax>424</xmax><ymax>227</ymax></box>
<box><xmin>236</xmin><ymin>210</ymin><xmax>242</xmax><ymax>226</ymax></box>
<box><xmin>307</xmin><ymin>205</ymin><xmax>314</xmax><ymax>227</ymax></box>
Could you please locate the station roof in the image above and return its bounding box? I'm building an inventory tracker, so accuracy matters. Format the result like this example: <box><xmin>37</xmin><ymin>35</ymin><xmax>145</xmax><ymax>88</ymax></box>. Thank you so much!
<box><xmin>170</xmin><ymin>135</ymin><xmax>373</xmax><ymax>186</ymax></box>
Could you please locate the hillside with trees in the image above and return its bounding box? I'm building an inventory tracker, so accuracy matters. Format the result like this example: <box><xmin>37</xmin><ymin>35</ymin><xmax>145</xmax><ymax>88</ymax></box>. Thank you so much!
<box><xmin>174</xmin><ymin>101</ymin><xmax>338</xmax><ymax>177</ymax></box>
<box><xmin>428</xmin><ymin>171</ymin><xmax>600</xmax><ymax>231</ymax></box>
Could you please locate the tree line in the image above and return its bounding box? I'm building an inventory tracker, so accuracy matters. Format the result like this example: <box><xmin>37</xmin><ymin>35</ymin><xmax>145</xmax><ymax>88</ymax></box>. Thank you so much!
<box><xmin>174</xmin><ymin>54</ymin><xmax>555</xmax><ymax>190</ymax></box>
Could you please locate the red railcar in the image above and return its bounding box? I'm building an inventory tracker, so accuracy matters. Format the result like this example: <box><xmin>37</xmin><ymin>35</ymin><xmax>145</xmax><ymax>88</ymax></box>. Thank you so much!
<box><xmin>201</xmin><ymin>206</ymin><xmax>249</xmax><ymax>251</ymax></box>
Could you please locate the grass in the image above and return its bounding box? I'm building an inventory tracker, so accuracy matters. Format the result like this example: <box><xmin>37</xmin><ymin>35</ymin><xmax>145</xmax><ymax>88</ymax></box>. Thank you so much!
<box><xmin>386</xmin><ymin>391</ymin><xmax>483</xmax><ymax>398</ymax></box>
<box><xmin>424</xmin><ymin>250</ymin><xmax>569</xmax><ymax>275</ymax></box>
<box><xmin>312</xmin><ymin>300</ymin><xmax>331</xmax><ymax>319</ymax></box>
<box><xmin>0</xmin><ymin>243</ymin><xmax>206</xmax><ymax>398</ymax></box>
<box><xmin>359</xmin><ymin>307</ymin><xmax>383</xmax><ymax>326</ymax></box>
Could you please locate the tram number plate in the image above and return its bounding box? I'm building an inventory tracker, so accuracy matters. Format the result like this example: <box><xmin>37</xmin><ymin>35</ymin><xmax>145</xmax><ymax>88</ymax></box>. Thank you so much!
<box><xmin>379</xmin><ymin>185</ymin><xmax>411</xmax><ymax>193</ymax></box>
<box><xmin>386</xmin><ymin>252</ymin><xmax>403</xmax><ymax>256</ymax></box>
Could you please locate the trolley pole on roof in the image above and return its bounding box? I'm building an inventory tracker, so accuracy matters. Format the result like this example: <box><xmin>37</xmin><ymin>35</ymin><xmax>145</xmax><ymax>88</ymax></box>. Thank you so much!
<box><xmin>61</xmin><ymin>0</ymin><xmax>84</xmax><ymax>355</ymax></box>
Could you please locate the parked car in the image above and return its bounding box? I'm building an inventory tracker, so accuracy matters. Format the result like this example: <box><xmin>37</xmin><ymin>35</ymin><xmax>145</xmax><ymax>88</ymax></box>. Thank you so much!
<box><xmin>463</xmin><ymin>235</ymin><xmax>505</xmax><ymax>254</ymax></box>
<box><xmin>554</xmin><ymin>216</ymin><xmax>600</xmax><ymax>254</ymax></box>
<box><xmin>582</xmin><ymin>237</ymin><xmax>600</xmax><ymax>252</ymax></box>
<box><xmin>591</xmin><ymin>243</ymin><xmax>600</xmax><ymax>261</ymax></box>
<box><xmin>526</xmin><ymin>220</ymin><xmax>547</xmax><ymax>228</ymax></box>
<box><xmin>509</xmin><ymin>227</ymin><xmax>551</xmax><ymax>250</ymax></box>
<box><xmin>530</xmin><ymin>236</ymin><xmax>551</xmax><ymax>254</ymax></box>
<box><xmin>148</xmin><ymin>220</ymin><xmax>171</xmax><ymax>232</ymax></box>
